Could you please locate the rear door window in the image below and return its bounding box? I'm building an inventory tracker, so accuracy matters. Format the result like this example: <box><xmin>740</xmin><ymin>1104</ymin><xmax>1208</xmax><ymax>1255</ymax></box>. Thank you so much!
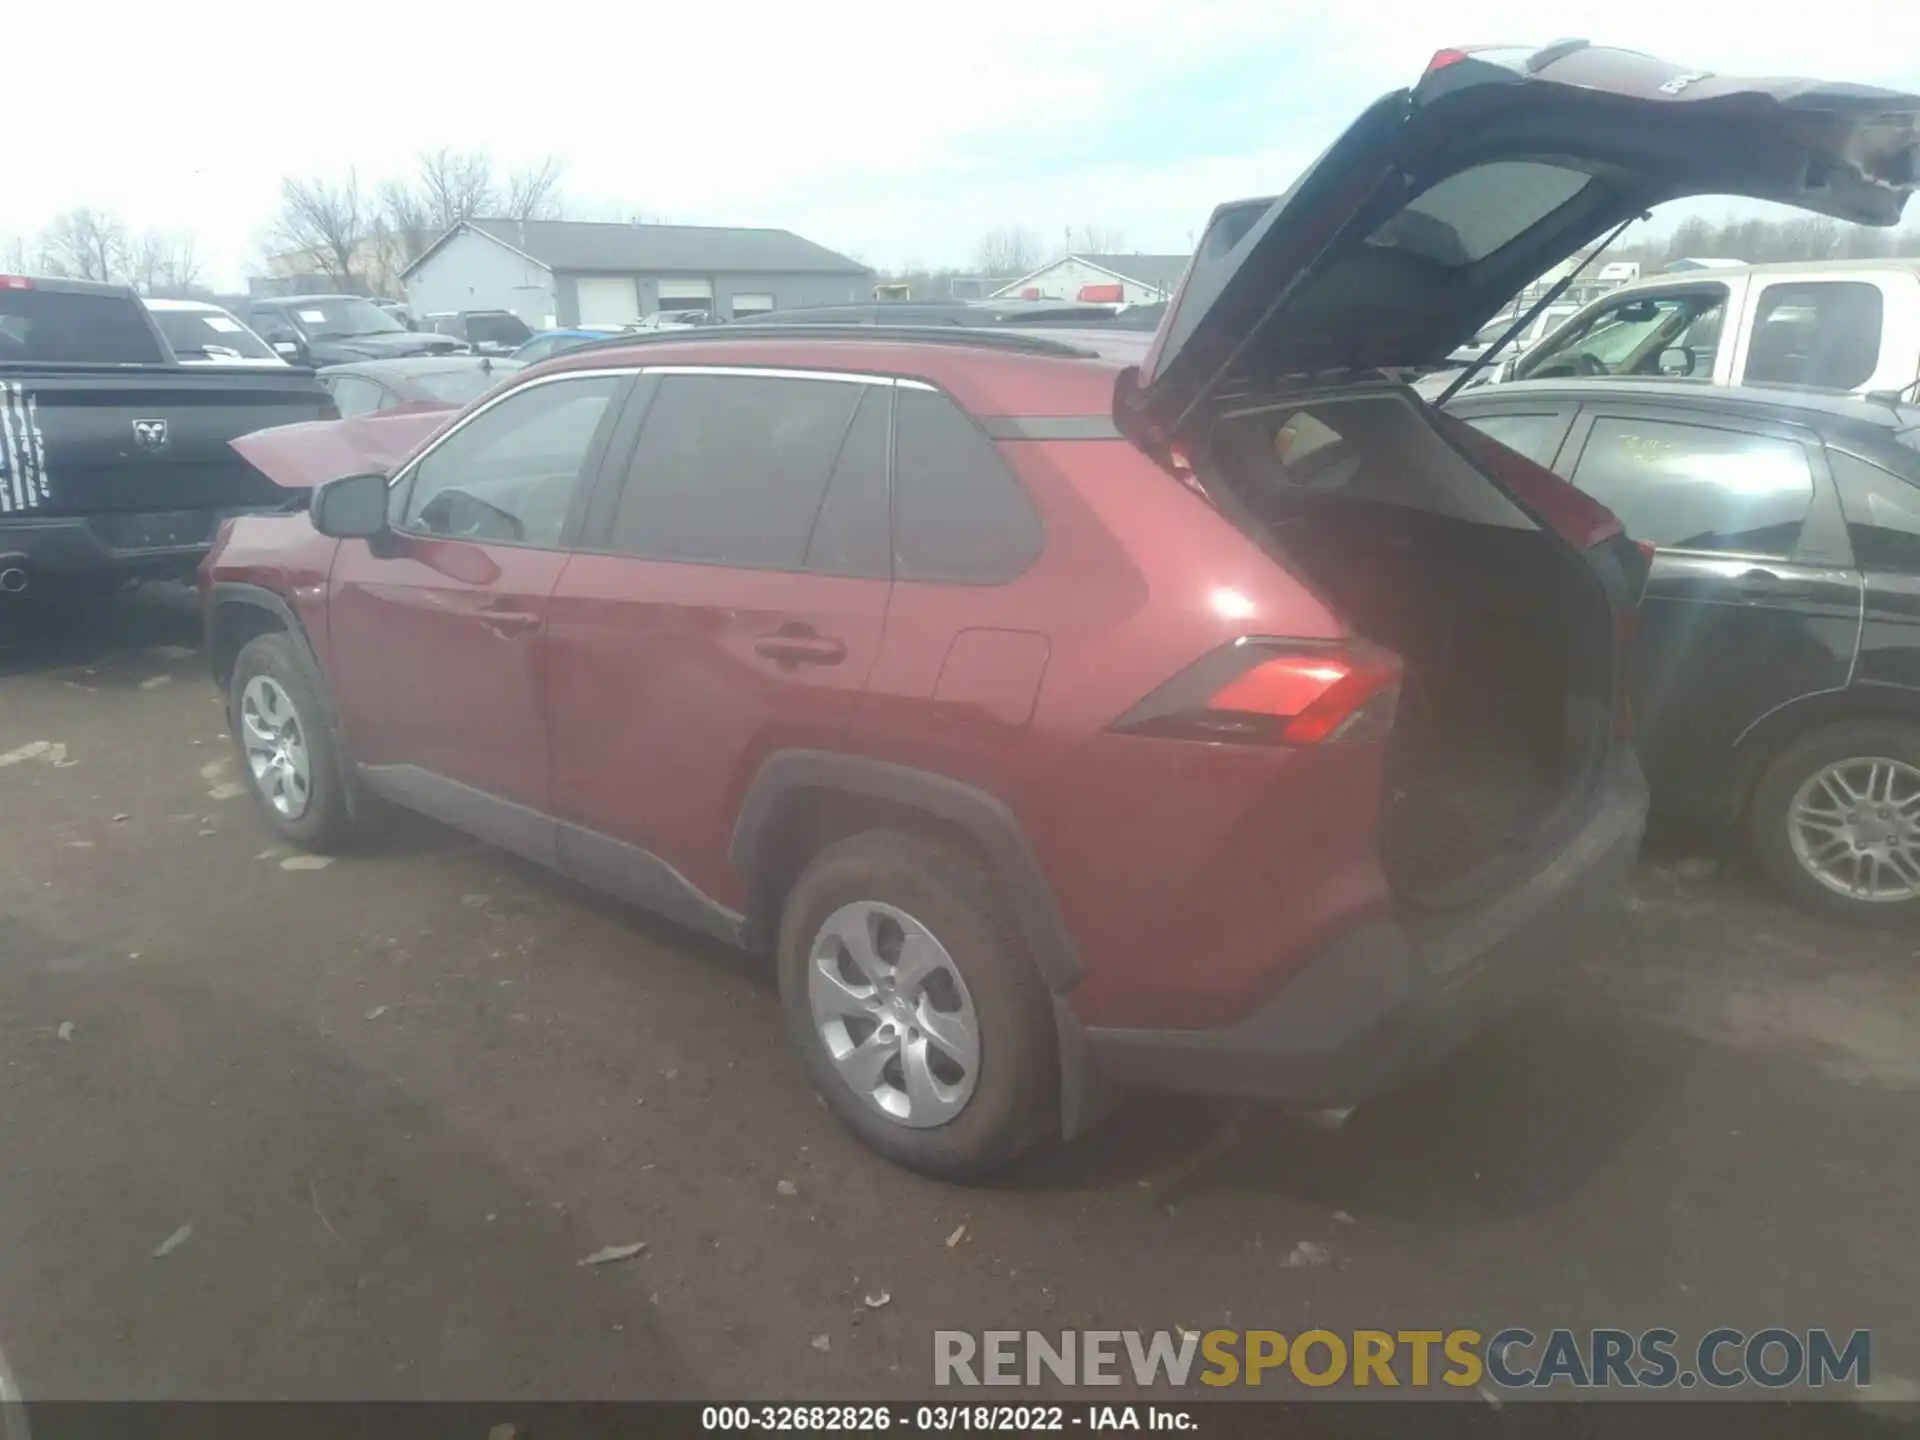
<box><xmin>1456</xmin><ymin>411</ymin><xmax>1569</xmax><ymax>467</ymax></box>
<box><xmin>1743</xmin><ymin>282</ymin><xmax>1885</xmax><ymax>391</ymax></box>
<box><xmin>1829</xmin><ymin>450</ymin><xmax>1920</xmax><ymax>572</ymax></box>
<box><xmin>0</xmin><ymin>288</ymin><xmax>166</xmax><ymax>364</ymax></box>
<box><xmin>605</xmin><ymin>373</ymin><xmax>888</xmax><ymax>576</ymax></box>
<box><xmin>892</xmin><ymin>387</ymin><xmax>1044</xmax><ymax>583</ymax></box>
<box><xmin>1569</xmin><ymin>416</ymin><xmax>1816</xmax><ymax>557</ymax></box>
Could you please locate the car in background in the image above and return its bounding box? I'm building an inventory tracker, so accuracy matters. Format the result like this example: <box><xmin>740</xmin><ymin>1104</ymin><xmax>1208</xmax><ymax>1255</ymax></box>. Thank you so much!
<box><xmin>420</xmin><ymin>310</ymin><xmax>536</xmax><ymax>357</ymax></box>
<box><xmin>143</xmin><ymin>299</ymin><xmax>288</xmax><ymax>367</ymax></box>
<box><xmin>1</xmin><ymin>275</ymin><xmax>332</xmax><ymax>601</ymax></box>
<box><xmin>371</xmin><ymin>298</ymin><xmax>417</xmax><ymax>329</ymax></box>
<box><xmin>626</xmin><ymin>310</ymin><xmax>725</xmax><ymax>331</ymax></box>
<box><xmin>510</xmin><ymin>327</ymin><xmax>628</xmax><ymax>364</ymax></box>
<box><xmin>247</xmin><ymin>295</ymin><xmax>467</xmax><ymax>367</ymax></box>
<box><xmin>1460</xmin><ymin>259</ymin><xmax>1920</xmax><ymax>398</ymax></box>
<box><xmin>1449</xmin><ymin>379</ymin><xmax>1920</xmax><ymax>923</ymax></box>
<box><xmin>316</xmin><ymin>356</ymin><xmax>524</xmax><ymax>417</ymax></box>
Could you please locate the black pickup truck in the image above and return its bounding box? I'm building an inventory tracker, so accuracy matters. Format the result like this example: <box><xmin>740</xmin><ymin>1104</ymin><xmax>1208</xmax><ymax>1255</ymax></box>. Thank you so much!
<box><xmin>1</xmin><ymin>276</ymin><xmax>334</xmax><ymax>601</ymax></box>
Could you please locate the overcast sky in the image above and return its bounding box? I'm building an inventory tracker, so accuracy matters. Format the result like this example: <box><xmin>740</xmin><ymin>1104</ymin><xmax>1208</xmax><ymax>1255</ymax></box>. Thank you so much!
<box><xmin>7</xmin><ymin>2</ymin><xmax>1920</xmax><ymax>289</ymax></box>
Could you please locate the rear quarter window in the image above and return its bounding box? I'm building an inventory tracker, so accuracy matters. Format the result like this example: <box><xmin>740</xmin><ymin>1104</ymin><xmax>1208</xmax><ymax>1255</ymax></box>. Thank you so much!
<box><xmin>892</xmin><ymin>387</ymin><xmax>1044</xmax><ymax>584</ymax></box>
<box><xmin>0</xmin><ymin>289</ymin><xmax>166</xmax><ymax>365</ymax></box>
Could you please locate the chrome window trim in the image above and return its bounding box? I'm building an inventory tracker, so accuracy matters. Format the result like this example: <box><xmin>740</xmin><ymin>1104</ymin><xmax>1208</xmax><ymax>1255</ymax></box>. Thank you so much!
<box><xmin>640</xmin><ymin>364</ymin><xmax>903</xmax><ymax>387</ymax></box>
<box><xmin>385</xmin><ymin>366</ymin><xmax>645</xmax><ymax>491</ymax></box>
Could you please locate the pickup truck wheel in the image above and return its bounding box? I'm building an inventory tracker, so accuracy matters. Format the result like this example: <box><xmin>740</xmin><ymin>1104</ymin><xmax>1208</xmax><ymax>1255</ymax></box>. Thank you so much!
<box><xmin>227</xmin><ymin>632</ymin><xmax>361</xmax><ymax>853</ymax></box>
<box><xmin>776</xmin><ymin>830</ymin><xmax>1058</xmax><ymax>1181</ymax></box>
<box><xmin>1751</xmin><ymin>719</ymin><xmax>1920</xmax><ymax>926</ymax></box>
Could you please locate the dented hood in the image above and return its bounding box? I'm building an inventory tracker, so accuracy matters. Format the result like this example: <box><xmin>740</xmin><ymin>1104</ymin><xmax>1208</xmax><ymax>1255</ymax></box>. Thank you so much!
<box><xmin>1125</xmin><ymin>41</ymin><xmax>1920</xmax><ymax>441</ymax></box>
<box><xmin>230</xmin><ymin>402</ymin><xmax>456</xmax><ymax>491</ymax></box>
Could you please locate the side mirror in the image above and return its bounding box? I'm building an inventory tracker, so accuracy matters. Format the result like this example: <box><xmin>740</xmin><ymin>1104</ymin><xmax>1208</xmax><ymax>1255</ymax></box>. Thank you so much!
<box><xmin>270</xmin><ymin>337</ymin><xmax>308</xmax><ymax>364</ymax></box>
<box><xmin>1657</xmin><ymin>346</ymin><xmax>1694</xmax><ymax>377</ymax></box>
<box><xmin>310</xmin><ymin>472</ymin><xmax>391</xmax><ymax>540</ymax></box>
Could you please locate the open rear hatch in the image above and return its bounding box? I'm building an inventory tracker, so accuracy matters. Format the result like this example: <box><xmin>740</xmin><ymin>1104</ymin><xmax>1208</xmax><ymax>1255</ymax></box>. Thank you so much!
<box><xmin>1116</xmin><ymin>41</ymin><xmax>1918</xmax><ymax>911</ymax></box>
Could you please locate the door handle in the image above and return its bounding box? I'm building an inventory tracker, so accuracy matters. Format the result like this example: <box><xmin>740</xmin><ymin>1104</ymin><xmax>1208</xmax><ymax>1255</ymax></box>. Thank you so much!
<box><xmin>480</xmin><ymin>605</ymin><xmax>542</xmax><ymax>637</ymax></box>
<box><xmin>752</xmin><ymin>630</ymin><xmax>848</xmax><ymax>667</ymax></box>
<box><xmin>1734</xmin><ymin>569</ymin><xmax>1816</xmax><ymax>600</ymax></box>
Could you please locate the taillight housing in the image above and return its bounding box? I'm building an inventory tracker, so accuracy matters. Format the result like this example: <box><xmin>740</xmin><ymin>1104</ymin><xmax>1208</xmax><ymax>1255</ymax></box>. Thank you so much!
<box><xmin>1113</xmin><ymin>639</ymin><xmax>1402</xmax><ymax>747</ymax></box>
<box><xmin>0</xmin><ymin>275</ymin><xmax>33</xmax><ymax>291</ymax></box>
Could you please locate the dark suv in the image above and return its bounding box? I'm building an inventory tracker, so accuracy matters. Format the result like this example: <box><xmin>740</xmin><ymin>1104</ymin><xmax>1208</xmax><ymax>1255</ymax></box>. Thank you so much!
<box><xmin>200</xmin><ymin>44</ymin><xmax>1917</xmax><ymax>1176</ymax></box>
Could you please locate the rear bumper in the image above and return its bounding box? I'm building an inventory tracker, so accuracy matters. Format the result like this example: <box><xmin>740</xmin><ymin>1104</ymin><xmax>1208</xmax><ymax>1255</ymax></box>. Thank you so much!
<box><xmin>1080</xmin><ymin>749</ymin><xmax>1646</xmax><ymax>1107</ymax></box>
<box><xmin>0</xmin><ymin>506</ymin><xmax>285</xmax><ymax>579</ymax></box>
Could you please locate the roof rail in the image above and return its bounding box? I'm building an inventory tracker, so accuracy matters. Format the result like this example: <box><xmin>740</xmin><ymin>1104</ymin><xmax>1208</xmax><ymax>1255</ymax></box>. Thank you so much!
<box><xmin>567</xmin><ymin>323</ymin><xmax>1100</xmax><ymax>360</ymax></box>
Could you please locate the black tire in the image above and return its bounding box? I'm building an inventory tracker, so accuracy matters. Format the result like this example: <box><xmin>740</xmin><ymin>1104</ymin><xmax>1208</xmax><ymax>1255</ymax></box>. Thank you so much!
<box><xmin>776</xmin><ymin>829</ymin><xmax>1059</xmax><ymax>1180</ymax></box>
<box><xmin>1750</xmin><ymin>718</ymin><xmax>1920</xmax><ymax>927</ymax></box>
<box><xmin>227</xmin><ymin>631</ymin><xmax>366</xmax><ymax>853</ymax></box>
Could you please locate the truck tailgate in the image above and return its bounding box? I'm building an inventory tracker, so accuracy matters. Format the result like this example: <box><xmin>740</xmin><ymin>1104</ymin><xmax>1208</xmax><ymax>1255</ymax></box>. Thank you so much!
<box><xmin>1</xmin><ymin>368</ymin><xmax>333</xmax><ymax>517</ymax></box>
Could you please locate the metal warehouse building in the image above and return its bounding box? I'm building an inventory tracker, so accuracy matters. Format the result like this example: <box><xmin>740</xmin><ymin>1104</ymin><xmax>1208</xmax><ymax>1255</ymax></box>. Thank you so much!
<box><xmin>401</xmin><ymin>218</ymin><xmax>874</xmax><ymax>328</ymax></box>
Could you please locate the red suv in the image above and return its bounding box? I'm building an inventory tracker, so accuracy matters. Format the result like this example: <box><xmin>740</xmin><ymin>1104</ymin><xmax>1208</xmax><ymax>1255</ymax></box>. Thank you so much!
<box><xmin>201</xmin><ymin>45</ymin><xmax>1917</xmax><ymax>1177</ymax></box>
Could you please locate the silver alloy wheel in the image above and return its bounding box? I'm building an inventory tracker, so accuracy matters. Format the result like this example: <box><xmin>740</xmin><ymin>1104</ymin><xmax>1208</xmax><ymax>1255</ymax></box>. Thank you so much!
<box><xmin>239</xmin><ymin>675</ymin><xmax>312</xmax><ymax>820</ymax></box>
<box><xmin>806</xmin><ymin>900</ymin><xmax>981</xmax><ymax>1128</ymax></box>
<box><xmin>1788</xmin><ymin>755</ymin><xmax>1920</xmax><ymax>903</ymax></box>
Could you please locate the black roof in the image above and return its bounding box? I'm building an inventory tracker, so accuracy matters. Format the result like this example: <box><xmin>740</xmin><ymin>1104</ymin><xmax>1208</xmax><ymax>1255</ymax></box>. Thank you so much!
<box><xmin>1450</xmin><ymin>378</ymin><xmax>1920</xmax><ymax>444</ymax></box>
<box><xmin>565</xmin><ymin>324</ymin><xmax>1102</xmax><ymax>361</ymax></box>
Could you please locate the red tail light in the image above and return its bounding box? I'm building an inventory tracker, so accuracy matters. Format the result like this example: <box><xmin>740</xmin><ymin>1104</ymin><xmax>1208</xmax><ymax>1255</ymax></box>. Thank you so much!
<box><xmin>0</xmin><ymin>275</ymin><xmax>33</xmax><ymax>291</ymax></box>
<box><xmin>1425</xmin><ymin>47</ymin><xmax>1476</xmax><ymax>72</ymax></box>
<box><xmin>1114</xmin><ymin>640</ymin><xmax>1402</xmax><ymax>747</ymax></box>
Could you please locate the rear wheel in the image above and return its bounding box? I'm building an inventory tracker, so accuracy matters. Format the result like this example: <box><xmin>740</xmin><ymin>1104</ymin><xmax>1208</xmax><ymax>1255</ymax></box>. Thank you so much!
<box><xmin>776</xmin><ymin>830</ymin><xmax>1058</xmax><ymax>1180</ymax></box>
<box><xmin>1751</xmin><ymin>719</ymin><xmax>1920</xmax><ymax>926</ymax></box>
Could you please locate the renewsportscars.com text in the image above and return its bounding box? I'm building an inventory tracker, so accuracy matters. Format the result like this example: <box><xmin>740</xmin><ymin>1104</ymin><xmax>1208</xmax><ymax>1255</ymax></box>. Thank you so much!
<box><xmin>934</xmin><ymin>1327</ymin><xmax>1873</xmax><ymax>1391</ymax></box>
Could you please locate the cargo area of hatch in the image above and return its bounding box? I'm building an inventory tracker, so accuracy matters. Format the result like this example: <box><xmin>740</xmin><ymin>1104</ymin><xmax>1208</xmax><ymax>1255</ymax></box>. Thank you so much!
<box><xmin>1196</xmin><ymin>388</ymin><xmax>1617</xmax><ymax>909</ymax></box>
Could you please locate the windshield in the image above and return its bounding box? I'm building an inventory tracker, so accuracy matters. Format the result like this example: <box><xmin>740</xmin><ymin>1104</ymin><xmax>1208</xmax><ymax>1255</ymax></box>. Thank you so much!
<box><xmin>1517</xmin><ymin>287</ymin><xmax>1729</xmax><ymax>381</ymax></box>
<box><xmin>280</xmin><ymin>296</ymin><xmax>407</xmax><ymax>339</ymax></box>
<box><xmin>150</xmin><ymin>307</ymin><xmax>278</xmax><ymax>360</ymax></box>
<box><xmin>408</xmin><ymin>363</ymin><xmax>518</xmax><ymax>405</ymax></box>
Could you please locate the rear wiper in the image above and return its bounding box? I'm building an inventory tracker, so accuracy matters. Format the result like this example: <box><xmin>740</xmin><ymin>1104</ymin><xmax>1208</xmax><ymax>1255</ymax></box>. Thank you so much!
<box><xmin>1435</xmin><ymin>211</ymin><xmax>1645</xmax><ymax>406</ymax></box>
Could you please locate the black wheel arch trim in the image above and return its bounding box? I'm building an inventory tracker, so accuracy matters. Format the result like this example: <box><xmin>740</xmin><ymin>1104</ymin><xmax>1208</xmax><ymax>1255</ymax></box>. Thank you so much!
<box><xmin>1729</xmin><ymin>682</ymin><xmax>1920</xmax><ymax>817</ymax></box>
<box><xmin>205</xmin><ymin>582</ymin><xmax>323</xmax><ymax>687</ymax></box>
<box><xmin>729</xmin><ymin>750</ymin><xmax>1083</xmax><ymax>995</ymax></box>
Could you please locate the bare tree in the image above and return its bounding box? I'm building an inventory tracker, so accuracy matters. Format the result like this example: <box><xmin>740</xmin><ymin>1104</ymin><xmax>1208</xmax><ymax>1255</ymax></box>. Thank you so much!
<box><xmin>505</xmin><ymin>156</ymin><xmax>567</xmax><ymax>221</ymax></box>
<box><xmin>1</xmin><ymin>232</ymin><xmax>29</xmax><ymax>273</ymax></box>
<box><xmin>38</xmin><ymin>208</ymin><xmax>129</xmax><ymax>282</ymax></box>
<box><xmin>154</xmin><ymin>234</ymin><xmax>201</xmax><ymax>293</ymax></box>
<box><xmin>1065</xmin><ymin>224</ymin><xmax>1126</xmax><ymax>254</ymax></box>
<box><xmin>417</xmin><ymin>147</ymin><xmax>497</xmax><ymax>231</ymax></box>
<box><xmin>973</xmin><ymin>226</ymin><xmax>1042</xmax><ymax>277</ymax></box>
<box><xmin>126</xmin><ymin>232</ymin><xmax>199</xmax><ymax>295</ymax></box>
<box><xmin>273</xmin><ymin>171</ymin><xmax>370</xmax><ymax>280</ymax></box>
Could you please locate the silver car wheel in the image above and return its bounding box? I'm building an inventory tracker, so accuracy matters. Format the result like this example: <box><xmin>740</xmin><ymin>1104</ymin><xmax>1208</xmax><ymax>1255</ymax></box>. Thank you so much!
<box><xmin>806</xmin><ymin>900</ymin><xmax>981</xmax><ymax>1129</ymax></box>
<box><xmin>239</xmin><ymin>675</ymin><xmax>312</xmax><ymax>821</ymax></box>
<box><xmin>1788</xmin><ymin>755</ymin><xmax>1920</xmax><ymax>903</ymax></box>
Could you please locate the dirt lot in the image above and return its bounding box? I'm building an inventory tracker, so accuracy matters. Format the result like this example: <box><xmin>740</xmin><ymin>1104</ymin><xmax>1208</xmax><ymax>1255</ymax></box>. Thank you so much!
<box><xmin>2</xmin><ymin>585</ymin><xmax>1917</xmax><ymax>1404</ymax></box>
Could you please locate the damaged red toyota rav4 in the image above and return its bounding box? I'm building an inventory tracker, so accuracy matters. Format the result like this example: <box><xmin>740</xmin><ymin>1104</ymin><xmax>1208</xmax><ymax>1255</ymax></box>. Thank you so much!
<box><xmin>201</xmin><ymin>45</ymin><xmax>1918</xmax><ymax>1178</ymax></box>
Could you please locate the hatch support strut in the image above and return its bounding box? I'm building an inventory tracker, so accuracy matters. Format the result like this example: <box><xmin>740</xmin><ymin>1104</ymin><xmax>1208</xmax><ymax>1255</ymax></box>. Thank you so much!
<box><xmin>1435</xmin><ymin>212</ymin><xmax>1645</xmax><ymax>405</ymax></box>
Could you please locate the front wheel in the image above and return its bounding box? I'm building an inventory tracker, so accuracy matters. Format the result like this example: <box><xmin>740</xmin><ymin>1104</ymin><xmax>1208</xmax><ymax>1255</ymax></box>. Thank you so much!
<box><xmin>227</xmin><ymin>632</ymin><xmax>367</xmax><ymax>852</ymax></box>
<box><xmin>776</xmin><ymin>830</ymin><xmax>1058</xmax><ymax>1180</ymax></box>
<box><xmin>1751</xmin><ymin>719</ymin><xmax>1920</xmax><ymax>926</ymax></box>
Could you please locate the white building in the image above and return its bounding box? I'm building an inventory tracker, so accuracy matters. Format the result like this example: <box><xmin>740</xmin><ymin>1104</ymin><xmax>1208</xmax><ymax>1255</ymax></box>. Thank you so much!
<box><xmin>991</xmin><ymin>253</ymin><xmax>1191</xmax><ymax>305</ymax></box>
